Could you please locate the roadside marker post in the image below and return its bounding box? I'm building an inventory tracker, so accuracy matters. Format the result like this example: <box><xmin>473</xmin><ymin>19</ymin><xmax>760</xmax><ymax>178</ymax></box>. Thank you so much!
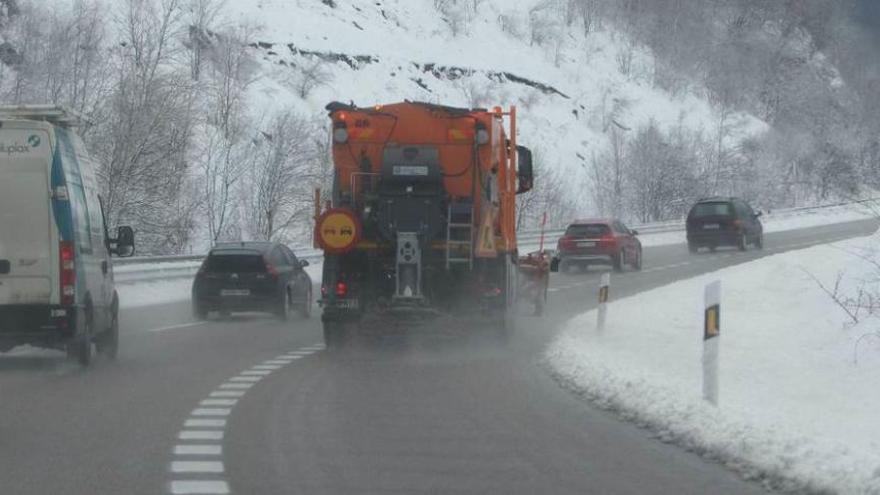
<box><xmin>597</xmin><ymin>272</ymin><xmax>610</xmax><ymax>332</ymax></box>
<box><xmin>702</xmin><ymin>280</ymin><xmax>721</xmax><ymax>406</ymax></box>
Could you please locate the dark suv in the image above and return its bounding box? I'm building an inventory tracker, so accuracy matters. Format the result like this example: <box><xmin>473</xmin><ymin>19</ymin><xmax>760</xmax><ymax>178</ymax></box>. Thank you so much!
<box><xmin>192</xmin><ymin>242</ymin><xmax>312</xmax><ymax>320</ymax></box>
<box><xmin>686</xmin><ymin>197</ymin><xmax>763</xmax><ymax>253</ymax></box>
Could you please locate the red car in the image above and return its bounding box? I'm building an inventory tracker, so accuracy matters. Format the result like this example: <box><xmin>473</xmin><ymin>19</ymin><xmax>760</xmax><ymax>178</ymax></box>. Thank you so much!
<box><xmin>555</xmin><ymin>219</ymin><xmax>642</xmax><ymax>272</ymax></box>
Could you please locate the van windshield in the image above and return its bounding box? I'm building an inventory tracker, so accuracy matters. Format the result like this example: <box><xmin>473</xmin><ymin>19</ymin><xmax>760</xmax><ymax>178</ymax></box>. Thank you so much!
<box><xmin>690</xmin><ymin>203</ymin><xmax>733</xmax><ymax>218</ymax></box>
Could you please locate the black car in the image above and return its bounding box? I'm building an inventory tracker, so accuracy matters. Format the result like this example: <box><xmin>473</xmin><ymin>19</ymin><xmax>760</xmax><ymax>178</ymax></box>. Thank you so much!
<box><xmin>686</xmin><ymin>197</ymin><xmax>763</xmax><ymax>253</ymax></box>
<box><xmin>192</xmin><ymin>242</ymin><xmax>312</xmax><ymax>320</ymax></box>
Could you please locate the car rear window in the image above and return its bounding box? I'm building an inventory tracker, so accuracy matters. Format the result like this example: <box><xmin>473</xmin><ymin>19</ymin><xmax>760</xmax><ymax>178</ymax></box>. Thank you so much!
<box><xmin>565</xmin><ymin>224</ymin><xmax>610</xmax><ymax>237</ymax></box>
<box><xmin>690</xmin><ymin>202</ymin><xmax>733</xmax><ymax>218</ymax></box>
<box><xmin>202</xmin><ymin>253</ymin><xmax>265</xmax><ymax>273</ymax></box>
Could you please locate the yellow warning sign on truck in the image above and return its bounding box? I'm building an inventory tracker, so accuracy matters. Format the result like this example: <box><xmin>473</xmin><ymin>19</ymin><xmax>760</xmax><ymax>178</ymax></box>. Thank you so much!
<box><xmin>316</xmin><ymin>208</ymin><xmax>361</xmax><ymax>254</ymax></box>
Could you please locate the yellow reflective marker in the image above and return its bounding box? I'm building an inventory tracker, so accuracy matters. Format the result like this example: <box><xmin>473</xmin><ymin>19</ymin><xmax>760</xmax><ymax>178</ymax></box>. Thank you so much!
<box><xmin>598</xmin><ymin>286</ymin><xmax>609</xmax><ymax>304</ymax></box>
<box><xmin>704</xmin><ymin>304</ymin><xmax>720</xmax><ymax>339</ymax></box>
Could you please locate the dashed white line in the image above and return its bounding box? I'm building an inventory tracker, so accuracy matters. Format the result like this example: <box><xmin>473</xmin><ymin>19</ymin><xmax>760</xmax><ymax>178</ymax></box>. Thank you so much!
<box><xmin>169</xmin><ymin>480</ymin><xmax>230</xmax><ymax>495</ymax></box>
<box><xmin>262</xmin><ymin>360</ymin><xmax>292</xmax><ymax>365</ymax></box>
<box><xmin>173</xmin><ymin>444</ymin><xmax>222</xmax><ymax>456</ymax></box>
<box><xmin>200</xmin><ymin>399</ymin><xmax>237</xmax><ymax>407</ymax></box>
<box><xmin>184</xmin><ymin>418</ymin><xmax>227</xmax><ymax>428</ymax></box>
<box><xmin>171</xmin><ymin>461</ymin><xmax>225</xmax><ymax>473</ymax></box>
<box><xmin>209</xmin><ymin>390</ymin><xmax>246</xmax><ymax>398</ymax></box>
<box><xmin>228</xmin><ymin>376</ymin><xmax>262</xmax><ymax>383</ymax></box>
<box><xmin>191</xmin><ymin>408</ymin><xmax>231</xmax><ymax>417</ymax></box>
<box><xmin>219</xmin><ymin>382</ymin><xmax>253</xmax><ymax>390</ymax></box>
<box><xmin>178</xmin><ymin>430</ymin><xmax>224</xmax><ymax>441</ymax></box>
<box><xmin>240</xmin><ymin>370</ymin><xmax>273</xmax><ymax>376</ymax></box>
<box><xmin>251</xmin><ymin>364</ymin><xmax>282</xmax><ymax>370</ymax></box>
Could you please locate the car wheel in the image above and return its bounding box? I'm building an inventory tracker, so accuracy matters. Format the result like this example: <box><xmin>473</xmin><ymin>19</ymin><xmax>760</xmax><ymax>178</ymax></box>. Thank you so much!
<box><xmin>688</xmin><ymin>242</ymin><xmax>698</xmax><ymax>254</ymax></box>
<box><xmin>276</xmin><ymin>289</ymin><xmax>291</xmax><ymax>321</ymax></box>
<box><xmin>96</xmin><ymin>306</ymin><xmax>119</xmax><ymax>359</ymax></box>
<box><xmin>68</xmin><ymin>309</ymin><xmax>93</xmax><ymax>367</ymax></box>
<box><xmin>192</xmin><ymin>301</ymin><xmax>208</xmax><ymax>321</ymax></box>
<box><xmin>613</xmin><ymin>250</ymin><xmax>624</xmax><ymax>272</ymax></box>
<box><xmin>299</xmin><ymin>287</ymin><xmax>312</xmax><ymax>319</ymax></box>
<box><xmin>737</xmin><ymin>233</ymin><xmax>748</xmax><ymax>251</ymax></box>
<box><xmin>631</xmin><ymin>246</ymin><xmax>643</xmax><ymax>271</ymax></box>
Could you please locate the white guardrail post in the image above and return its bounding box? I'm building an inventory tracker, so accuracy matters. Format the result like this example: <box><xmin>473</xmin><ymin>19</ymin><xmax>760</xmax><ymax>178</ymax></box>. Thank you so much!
<box><xmin>702</xmin><ymin>280</ymin><xmax>721</xmax><ymax>406</ymax></box>
<box><xmin>597</xmin><ymin>272</ymin><xmax>610</xmax><ymax>332</ymax></box>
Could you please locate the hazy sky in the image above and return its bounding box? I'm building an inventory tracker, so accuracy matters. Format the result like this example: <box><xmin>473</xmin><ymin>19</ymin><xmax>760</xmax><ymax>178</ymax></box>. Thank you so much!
<box><xmin>857</xmin><ymin>0</ymin><xmax>880</xmax><ymax>34</ymax></box>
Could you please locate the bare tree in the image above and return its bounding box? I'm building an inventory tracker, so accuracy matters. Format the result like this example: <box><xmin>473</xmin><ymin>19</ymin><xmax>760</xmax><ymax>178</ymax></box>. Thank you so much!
<box><xmin>296</xmin><ymin>58</ymin><xmax>332</xmax><ymax>99</ymax></box>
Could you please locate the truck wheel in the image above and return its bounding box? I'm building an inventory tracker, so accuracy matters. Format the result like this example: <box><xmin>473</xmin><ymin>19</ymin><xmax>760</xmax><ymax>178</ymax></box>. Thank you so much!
<box><xmin>299</xmin><ymin>287</ymin><xmax>312</xmax><ymax>319</ymax></box>
<box><xmin>613</xmin><ymin>250</ymin><xmax>624</xmax><ymax>272</ymax></box>
<box><xmin>96</xmin><ymin>307</ymin><xmax>119</xmax><ymax>359</ymax></box>
<box><xmin>68</xmin><ymin>310</ymin><xmax>93</xmax><ymax>367</ymax></box>
<box><xmin>323</xmin><ymin>322</ymin><xmax>347</xmax><ymax>349</ymax></box>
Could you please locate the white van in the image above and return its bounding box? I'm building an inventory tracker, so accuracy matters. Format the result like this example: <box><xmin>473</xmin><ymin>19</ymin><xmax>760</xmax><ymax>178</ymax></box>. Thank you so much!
<box><xmin>0</xmin><ymin>106</ymin><xmax>134</xmax><ymax>365</ymax></box>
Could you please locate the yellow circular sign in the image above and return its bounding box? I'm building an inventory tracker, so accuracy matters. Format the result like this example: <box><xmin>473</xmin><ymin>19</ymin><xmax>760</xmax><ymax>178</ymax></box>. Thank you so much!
<box><xmin>317</xmin><ymin>209</ymin><xmax>360</xmax><ymax>253</ymax></box>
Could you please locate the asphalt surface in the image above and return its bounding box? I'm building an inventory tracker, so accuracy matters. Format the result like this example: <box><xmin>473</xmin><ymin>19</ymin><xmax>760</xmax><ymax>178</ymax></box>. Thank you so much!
<box><xmin>0</xmin><ymin>218</ymin><xmax>876</xmax><ymax>495</ymax></box>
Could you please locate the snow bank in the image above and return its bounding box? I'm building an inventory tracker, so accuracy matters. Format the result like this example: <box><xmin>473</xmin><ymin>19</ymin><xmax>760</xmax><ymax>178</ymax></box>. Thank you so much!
<box><xmin>547</xmin><ymin>232</ymin><xmax>880</xmax><ymax>492</ymax></box>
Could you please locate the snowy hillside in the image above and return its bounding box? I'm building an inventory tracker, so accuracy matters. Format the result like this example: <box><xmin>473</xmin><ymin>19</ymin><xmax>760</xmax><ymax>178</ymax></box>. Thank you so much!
<box><xmin>227</xmin><ymin>0</ymin><xmax>767</xmax><ymax>215</ymax></box>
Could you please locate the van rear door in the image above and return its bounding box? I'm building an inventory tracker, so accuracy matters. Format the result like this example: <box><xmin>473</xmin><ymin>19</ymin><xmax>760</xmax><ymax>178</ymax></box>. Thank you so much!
<box><xmin>0</xmin><ymin>127</ymin><xmax>54</xmax><ymax>305</ymax></box>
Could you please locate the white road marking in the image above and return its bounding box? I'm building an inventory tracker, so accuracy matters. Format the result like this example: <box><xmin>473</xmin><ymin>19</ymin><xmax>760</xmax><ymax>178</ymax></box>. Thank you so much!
<box><xmin>209</xmin><ymin>390</ymin><xmax>246</xmax><ymax>398</ymax></box>
<box><xmin>200</xmin><ymin>399</ymin><xmax>237</xmax><ymax>407</ymax></box>
<box><xmin>178</xmin><ymin>430</ymin><xmax>224</xmax><ymax>441</ymax></box>
<box><xmin>191</xmin><ymin>408</ymin><xmax>231</xmax><ymax>417</ymax></box>
<box><xmin>148</xmin><ymin>321</ymin><xmax>207</xmax><ymax>333</ymax></box>
<box><xmin>302</xmin><ymin>344</ymin><xmax>325</xmax><ymax>350</ymax></box>
<box><xmin>170</xmin><ymin>461</ymin><xmax>224</xmax><ymax>473</ymax></box>
<box><xmin>286</xmin><ymin>351</ymin><xmax>312</xmax><ymax>356</ymax></box>
<box><xmin>219</xmin><ymin>382</ymin><xmax>253</xmax><ymax>390</ymax></box>
<box><xmin>240</xmin><ymin>370</ymin><xmax>273</xmax><ymax>376</ymax></box>
<box><xmin>173</xmin><ymin>444</ymin><xmax>222</xmax><ymax>456</ymax></box>
<box><xmin>184</xmin><ymin>418</ymin><xmax>226</xmax><ymax>428</ymax></box>
<box><xmin>169</xmin><ymin>480</ymin><xmax>230</xmax><ymax>495</ymax></box>
<box><xmin>251</xmin><ymin>364</ymin><xmax>282</xmax><ymax>370</ymax></box>
<box><xmin>229</xmin><ymin>376</ymin><xmax>262</xmax><ymax>383</ymax></box>
<box><xmin>262</xmin><ymin>360</ymin><xmax>292</xmax><ymax>365</ymax></box>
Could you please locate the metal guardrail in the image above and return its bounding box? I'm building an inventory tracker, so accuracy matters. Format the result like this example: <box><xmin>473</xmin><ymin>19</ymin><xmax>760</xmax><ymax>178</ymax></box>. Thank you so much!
<box><xmin>114</xmin><ymin>198</ymin><xmax>877</xmax><ymax>285</ymax></box>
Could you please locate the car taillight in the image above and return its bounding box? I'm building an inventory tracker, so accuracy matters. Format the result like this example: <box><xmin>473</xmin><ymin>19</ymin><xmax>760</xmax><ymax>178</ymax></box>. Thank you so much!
<box><xmin>264</xmin><ymin>260</ymin><xmax>279</xmax><ymax>278</ymax></box>
<box><xmin>335</xmin><ymin>281</ymin><xmax>348</xmax><ymax>297</ymax></box>
<box><xmin>59</xmin><ymin>241</ymin><xmax>75</xmax><ymax>306</ymax></box>
<box><xmin>600</xmin><ymin>233</ymin><xmax>616</xmax><ymax>245</ymax></box>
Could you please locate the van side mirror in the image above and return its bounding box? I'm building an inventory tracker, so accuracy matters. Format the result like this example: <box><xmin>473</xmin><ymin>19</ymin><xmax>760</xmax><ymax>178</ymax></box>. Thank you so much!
<box><xmin>516</xmin><ymin>145</ymin><xmax>534</xmax><ymax>194</ymax></box>
<box><xmin>299</xmin><ymin>259</ymin><xmax>310</xmax><ymax>268</ymax></box>
<box><xmin>112</xmin><ymin>226</ymin><xmax>135</xmax><ymax>257</ymax></box>
<box><xmin>753</xmin><ymin>211</ymin><xmax>763</xmax><ymax>218</ymax></box>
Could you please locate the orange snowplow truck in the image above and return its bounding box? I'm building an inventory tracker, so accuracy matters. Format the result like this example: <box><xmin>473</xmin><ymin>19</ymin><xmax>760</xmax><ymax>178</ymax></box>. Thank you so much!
<box><xmin>315</xmin><ymin>101</ymin><xmax>534</xmax><ymax>346</ymax></box>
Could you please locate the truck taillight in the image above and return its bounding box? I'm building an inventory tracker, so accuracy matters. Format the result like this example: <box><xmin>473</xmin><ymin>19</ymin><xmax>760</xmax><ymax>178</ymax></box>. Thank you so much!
<box><xmin>335</xmin><ymin>281</ymin><xmax>348</xmax><ymax>297</ymax></box>
<box><xmin>59</xmin><ymin>241</ymin><xmax>75</xmax><ymax>306</ymax></box>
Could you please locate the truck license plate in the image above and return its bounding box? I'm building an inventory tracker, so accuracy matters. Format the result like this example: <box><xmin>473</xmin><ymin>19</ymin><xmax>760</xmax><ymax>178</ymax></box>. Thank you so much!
<box><xmin>221</xmin><ymin>289</ymin><xmax>250</xmax><ymax>296</ymax></box>
<box><xmin>337</xmin><ymin>299</ymin><xmax>359</xmax><ymax>309</ymax></box>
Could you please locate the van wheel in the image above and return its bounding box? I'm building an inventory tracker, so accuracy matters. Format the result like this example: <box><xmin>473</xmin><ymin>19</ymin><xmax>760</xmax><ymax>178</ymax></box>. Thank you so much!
<box><xmin>299</xmin><ymin>287</ymin><xmax>312</xmax><ymax>319</ymax></box>
<box><xmin>96</xmin><ymin>307</ymin><xmax>119</xmax><ymax>359</ymax></box>
<box><xmin>68</xmin><ymin>311</ymin><xmax>93</xmax><ymax>367</ymax></box>
<box><xmin>737</xmin><ymin>233</ymin><xmax>748</xmax><ymax>251</ymax></box>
